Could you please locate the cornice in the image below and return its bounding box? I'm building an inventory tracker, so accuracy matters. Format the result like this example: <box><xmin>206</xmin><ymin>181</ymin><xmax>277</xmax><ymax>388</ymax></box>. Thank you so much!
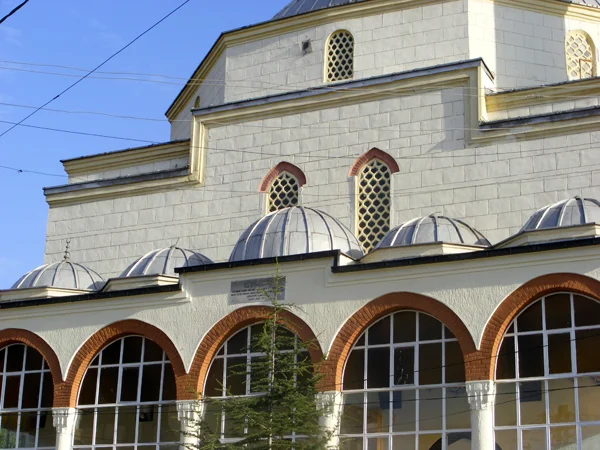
<box><xmin>494</xmin><ymin>0</ymin><xmax>600</xmax><ymax>22</ymax></box>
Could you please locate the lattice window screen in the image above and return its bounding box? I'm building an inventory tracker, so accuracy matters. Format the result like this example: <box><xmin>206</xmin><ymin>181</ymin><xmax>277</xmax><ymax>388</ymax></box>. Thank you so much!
<box><xmin>566</xmin><ymin>31</ymin><xmax>595</xmax><ymax>80</ymax></box>
<box><xmin>326</xmin><ymin>30</ymin><xmax>355</xmax><ymax>82</ymax></box>
<box><xmin>356</xmin><ymin>159</ymin><xmax>391</xmax><ymax>252</ymax></box>
<box><xmin>267</xmin><ymin>172</ymin><xmax>300</xmax><ymax>212</ymax></box>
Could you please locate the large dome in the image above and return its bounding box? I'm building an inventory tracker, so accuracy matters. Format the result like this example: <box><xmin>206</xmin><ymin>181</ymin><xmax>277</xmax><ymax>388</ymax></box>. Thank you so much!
<box><xmin>230</xmin><ymin>206</ymin><xmax>363</xmax><ymax>261</ymax></box>
<box><xmin>522</xmin><ymin>196</ymin><xmax>600</xmax><ymax>232</ymax></box>
<box><xmin>121</xmin><ymin>246</ymin><xmax>213</xmax><ymax>277</ymax></box>
<box><xmin>12</xmin><ymin>259</ymin><xmax>104</xmax><ymax>290</ymax></box>
<box><xmin>273</xmin><ymin>0</ymin><xmax>365</xmax><ymax>20</ymax></box>
<box><xmin>377</xmin><ymin>214</ymin><xmax>490</xmax><ymax>248</ymax></box>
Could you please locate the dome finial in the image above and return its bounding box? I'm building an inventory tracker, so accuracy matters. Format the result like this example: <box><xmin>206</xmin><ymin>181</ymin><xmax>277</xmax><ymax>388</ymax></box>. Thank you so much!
<box><xmin>171</xmin><ymin>237</ymin><xmax>180</xmax><ymax>249</ymax></box>
<box><xmin>64</xmin><ymin>239</ymin><xmax>72</xmax><ymax>261</ymax></box>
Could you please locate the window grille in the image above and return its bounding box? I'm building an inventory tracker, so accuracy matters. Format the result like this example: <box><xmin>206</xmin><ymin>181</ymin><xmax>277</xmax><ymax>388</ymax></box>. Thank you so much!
<box><xmin>494</xmin><ymin>293</ymin><xmax>600</xmax><ymax>449</ymax></box>
<box><xmin>340</xmin><ymin>311</ymin><xmax>470</xmax><ymax>449</ymax></box>
<box><xmin>267</xmin><ymin>171</ymin><xmax>300</xmax><ymax>213</ymax></box>
<box><xmin>73</xmin><ymin>336</ymin><xmax>179</xmax><ymax>449</ymax></box>
<box><xmin>326</xmin><ymin>30</ymin><xmax>354</xmax><ymax>82</ymax></box>
<box><xmin>0</xmin><ymin>344</ymin><xmax>55</xmax><ymax>449</ymax></box>
<box><xmin>356</xmin><ymin>159</ymin><xmax>391</xmax><ymax>253</ymax></box>
<box><xmin>566</xmin><ymin>31</ymin><xmax>595</xmax><ymax>81</ymax></box>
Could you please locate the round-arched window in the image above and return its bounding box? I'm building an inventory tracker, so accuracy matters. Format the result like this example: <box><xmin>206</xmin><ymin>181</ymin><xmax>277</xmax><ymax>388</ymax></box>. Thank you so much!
<box><xmin>340</xmin><ymin>311</ymin><xmax>470</xmax><ymax>449</ymax></box>
<box><xmin>0</xmin><ymin>344</ymin><xmax>55</xmax><ymax>449</ymax></box>
<box><xmin>73</xmin><ymin>336</ymin><xmax>179</xmax><ymax>449</ymax></box>
<box><xmin>494</xmin><ymin>293</ymin><xmax>600</xmax><ymax>449</ymax></box>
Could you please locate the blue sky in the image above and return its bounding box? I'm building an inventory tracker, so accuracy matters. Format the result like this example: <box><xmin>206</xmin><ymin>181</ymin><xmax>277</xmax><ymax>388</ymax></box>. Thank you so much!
<box><xmin>0</xmin><ymin>0</ymin><xmax>285</xmax><ymax>288</ymax></box>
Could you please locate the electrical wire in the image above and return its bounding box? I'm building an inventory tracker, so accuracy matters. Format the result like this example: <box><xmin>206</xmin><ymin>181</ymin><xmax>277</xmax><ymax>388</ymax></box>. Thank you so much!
<box><xmin>0</xmin><ymin>0</ymin><xmax>193</xmax><ymax>141</ymax></box>
<box><xmin>0</xmin><ymin>0</ymin><xmax>31</xmax><ymax>25</ymax></box>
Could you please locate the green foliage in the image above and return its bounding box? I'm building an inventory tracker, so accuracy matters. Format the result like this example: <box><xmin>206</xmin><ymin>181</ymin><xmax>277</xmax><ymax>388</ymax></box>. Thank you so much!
<box><xmin>188</xmin><ymin>268</ymin><xmax>332</xmax><ymax>449</ymax></box>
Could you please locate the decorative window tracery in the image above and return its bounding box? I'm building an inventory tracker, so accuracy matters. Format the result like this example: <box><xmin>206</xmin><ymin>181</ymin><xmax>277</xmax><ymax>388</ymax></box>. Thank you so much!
<box><xmin>73</xmin><ymin>336</ymin><xmax>179</xmax><ymax>449</ymax></box>
<box><xmin>494</xmin><ymin>293</ymin><xmax>600</xmax><ymax>449</ymax></box>
<box><xmin>267</xmin><ymin>171</ymin><xmax>300</xmax><ymax>213</ymax></box>
<box><xmin>326</xmin><ymin>30</ymin><xmax>355</xmax><ymax>82</ymax></box>
<box><xmin>566</xmin><ymin>30</ymin><xmax>595</xmax><ymax>81</ymax></box>
<box><xmin>356</xmin><ymin>159</ymin><xmax>392</xmax><ymax>253</ymax></box>
<box><xmin>340</xmin><ymin>311</ymin><xmax>470</xmax><ymax>449</ymax></box>
<box><xmin>0</xmin><ymin>344</ymin><xmax>55</xmax><ymax>449</ymax></box>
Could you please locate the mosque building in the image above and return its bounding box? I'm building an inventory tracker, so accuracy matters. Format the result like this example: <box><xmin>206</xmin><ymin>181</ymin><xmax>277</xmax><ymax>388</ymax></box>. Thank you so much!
<box><xmin>3</xmin><ymin>0</ymin><xmax>600</xmax><ymax>449</ymax></box>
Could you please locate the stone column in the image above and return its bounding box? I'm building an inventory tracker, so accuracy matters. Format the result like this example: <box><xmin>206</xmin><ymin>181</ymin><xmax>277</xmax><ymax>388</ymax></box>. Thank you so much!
<box><xmin>317</xmin><ymin>391</ymin><xmax>343</xmax><ymax>449</ymax></box>
<box><xmin>52</xmin><ymin>407</ymin><xmax>77</xmax><ymax>450</ymax></box>
<box><xmin>466</xmin><ymin>380</ymin><xmax>496</xmax><ymax>450</ymax></box>
<box><xmin>177</xmin><ymin>400</ymin><xmax>201</xmax><ymax>450</ymax></box>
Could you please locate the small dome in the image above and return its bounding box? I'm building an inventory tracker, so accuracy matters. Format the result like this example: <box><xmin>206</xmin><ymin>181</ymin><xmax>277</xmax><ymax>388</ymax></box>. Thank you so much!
<box><xmin>121</xmin><ymin>247</ymin><xmax>213</xmax><ymax>277</ymax></box>
<box><xmin>377</xmin><ymin>214</ymin><xmax>490</xmax><ymax>248</ymax></box>
<box><xmin>522</xmin><ymin>196</ymin><xmax>600</xmax><ymax>232</ymax></box>
<box><xmin>12</xmin><ymin>260</ymin><xmax>104</xmax><ymax>290</ymax></box>
<box><xmin>230</xmin><ymin>206</ymin><xmax>363</xmax><ymax>261</ymax></box>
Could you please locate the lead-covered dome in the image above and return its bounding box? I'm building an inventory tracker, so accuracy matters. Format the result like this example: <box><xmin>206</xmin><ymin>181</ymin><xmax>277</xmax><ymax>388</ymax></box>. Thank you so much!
<box><xmin>377</xmin><ymin>214</ymin><xmax>490</xmax><ymax>248</ymax></box>
<box><xmin>121</xmin><ymin>246</ymin><xmax>213</xmax><ymax>277</ymax></box>
<box><xmin>230</xmin><ymin>206</ymin><xmax>363</xmax><ymax>261</ymax></box>
<box><xmin>12</xmin><ymin>259</ymin><xmax>104</xmax><ymax>290</ymax></box>
<box><xmin>273</xmin><ymin>0</ymin><xmax>365</xmax><ymax>19</ymax></box>
<box><xmin>522</xmin><ymin>196</ymin><xmax>600</xmax><ymax>232</ymax></box>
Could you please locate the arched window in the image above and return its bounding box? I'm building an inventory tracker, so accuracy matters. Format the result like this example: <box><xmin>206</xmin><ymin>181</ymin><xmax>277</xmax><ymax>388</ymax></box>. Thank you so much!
<box><xmin>566</xmin><ymin>30</ymin><xmax>596</xmax><ymax>81</ymax></box>
<box><xmin>259</xmin><ymin>162</ymin><xmax>307</xmax><ymax>213</ymax></box>
<box><xmin>340</xmin><ymin>311</ymin><xmax>470</xmax><ymax>449</ymax></box>
<box><xmin>203</xmin><ymin>324</ymin><xmax>308</xmax><ymax>443</ymax></box>
<box><xmin>494</xmin><ymin>293</ymin><xmax>600</xmax><ymax>449</ymax></box>
<box><xmin>73</xmin><ymin>336</ymin><xmax>179</xmax><ymax>449</ymax></box>
<box><xmin>326</xmin><ymin>30</ymin><xmax>355</xmax><ymax>82</ymax></box>
<box><xmin>0</xmin><ymin>344</ymin><xmax>55</xmax><ymax>449</ymax></box>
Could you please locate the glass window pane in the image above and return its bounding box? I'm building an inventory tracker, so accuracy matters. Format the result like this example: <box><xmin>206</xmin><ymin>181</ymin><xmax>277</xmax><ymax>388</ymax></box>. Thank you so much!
<box><xmin>574</xmin><ymin>295</ymin><xmax>600</xmax><ymax>327</ymax></box>
<box><xmin>143</xmin><ymin>340</ymin><xmax>164</xmax><ymax>362</ymax></box>
<box><xmin>446</xmin><ymin>387</ymin><xmax>470</xmax><ymax>430</ymax></box>
<box><xmin>445</xmin><ymin>341</ymin><xmax>465</xmax><ymax>383</ymax></box>
<box><xmin>138</xmin><ymin>405</ymin><xmax>158</xmax><ymax>443</ymax></box>
<box><xmin>116</xmin><ymin>406</ymin><xmax>137</xmax><ymax>444</ymax></box>
<box><xmin>341</xmin><ymin>437</ymin><xmax>363</xmax><ymax>450</ymax></box>
<box><xmin>522</xmin><ymin>428</ymin><xmax>546</xmax><ymax>450</ymax></box>
<box><xmin>98</xmin><ymin>367</ymin><xmax>119</xmax><ymax>404</ymax></box>
<box><xmin>102</xmin><ymin>341</ymin><xmax>121</xmax><ymax>365</ymax></box>
<box><xmin>418</xmin><ymin>433</ymin><xmax>442</xmax><ymax>450</ymax></box>
<box><xmin>545</xmin><ymin>294</ymin><xmax>572</xmax><ymax>329</ymax></box>
<box><xmin>6</xmin><ymin>346</ymin><xmax>24</xmax><ymax>372</ymax></box>
<box><xmin>41</xmin><ymin>372</ymin><xmax>53</xmax><ymax>408</ymax></box>
<box><xmin>24</xmin><ymin>348</ymin><xmax>43</xmax><ymax>371</ymax></box>
<box><xmin>21</xmin><ymin>373</ymin><xmax>41</xmax><ymax>409</ymax></box>
<box><xmin>550</xmin><ymin>426</ymin><xmax>576</xmax><ymax>450</ymax></box>
<box><xmin>367</xmin><ymin>348</ymin><xmax>389</xmax><ymax>389</ymax></box>
<box><xmin>162</xmin><ymin>364</ymin><xmax>176</xmax><ymax>401</ymax></box>
<box><xmin>419</xmin><ymin>343</ymin><xmax>442</xmax><ymax>385</ymax></box>
<box><xmin>548</xmin><ymin>378</ymin><xmax>575</xmax><ymax>423</ymax></box>
<box><xmin>578</xmin><ymin>376</ymin><xmax>600</xmax><ymax>421</ymax></box>
<box><xmin>495</xmin><ymin>429</ymin><xmax>517</xmax><ymax>450</ymax></box>
<box><xmin>120</xmin><ymin>367</ymin><xmax>140</xmax><ymax>402</ymax></box>
<box><xmin>448</xmin><ymin>433</ymin><xmax>471</xmax><ymax>449</ymax></box>
<box><xmin>227</xmin><ymin>329</ymin><xmax>248</xmax><ymax>355</ymax></box>
<box><xmin>582</xmin><ymin>425</ymin><xmax>600</xmax><ymax>450</ymax></box>
<box><xmin>495</xmin><ymin>382</ymin><xmax>517</xmax><ymax>427</ymax></box>
<box><xmin>79</xmin><ymin>368</ymin><xmax>98</xmax><ymax>405</ymax></box>
<box><xmin>0</xmin><ymin>413</ymin><xmax>18</xmax><ymax>448</ymax></box>
<box><xmin>141</xmin><ymin>365</ymin><xmax>162</xmax><ymax>402</ymax></box>
<box><xmin>548</xmin><ymin>333</ymin><xmax>572</xmax><ymax>374</ymax></box>
<box><xmin>392</xmin><ymin>434</ymin><xmax>415</xmax><ymax>449</ymax></box>
<box><xmin>518</xmin><ymin>335</ymin><xmax>544</xmax><ymax>378</ymax></box>
<box><xmin>518</xmin><ymin>301</ymin><xmax>543</xmax><ymax>332</ymax></box>
<box><xmin>496</xmin><ymin>336</ymin><xmax>516</xmax><ymax>380</ymax></box>
<box><xmin>393</xmin><ymin>347</ymin><xmax>414</xmax><ymax>386</ymax></box>
<box><xmin>225</xmin><ymin>357</ymin><xmax>246</xmax><ymax>396</ymax></box>
<box><xmin>394</xmin><ymin>312</ymin><xmax>416</xmax><ymax>343</ymax></box>
<box><xmin>419</xmin><ymin>388</ymin><xmax>442</xmax><ymax>430</ymax></box>
<box><xmin>366</xmin><ymin>391</ymin><xmax>389</xmax><ymax>433</ymax></box>
<box><xmin>576</xmin><ymin>330</ymin><xmax>600</xmax><ymax>373</ymax></box>
<box><xmin>95</xmin><ymin>407</ymin><xmax>116</xmax><ymax>445</ymax></box>
<box><xmin>4</xmin><ymin>376</ymin><xmax>20</xmax><ymax>409</ymax></box>
<box><xmin>205</xmin><ymin>359</ymin><xmax>224</xmax><ymax>397</ymax></box>
<box><xmin>520</xmin><ymin>380</ymin><xmax>546</xmax><ymax>425</ymax></box>
<box><xmin>419</xmin><ymin>314</ymin><xmax>442</xmax><ymax>341</ymax></box>
<box><xmin>392</xmin><ymin>389</ymin><xmax>415</xmax><ymax>432</ymax></box>
<box><xmin>122</xmin><ymin>337</ymin><xmax>143</xmax><ymax>364</ymax></box>
<box><xmin>344</xmin><ymin>349</ymin><xmax>365</xmax><ymax>390</ymax></box>
<box><xmin>340</xmin><ymin>393</ymin><xmax>364</xmax><ymax>434</ymax></box>
<box><xmin>18</xmin><ymin>412</ymin><xmax>37</xmax><ymax>449</ymax></box>
<box><xmin>368</xmin><ymin>436</ymin><xmax>388</xmax><ymax>450</ymax></box>
<box><xmin>368</xmin><ymin>316</ymin><xmax>390</xmax><ymax>345</ymax></box>
<box><xmin>37</xmin><ymin>411</ymin><xmax>55</xmax><ymax>447</ymax></box>
<box><xmin>159</xmin><ymin>404</ymin><xmax>180</xmax><ymax>443</ymax></box>
<box><xmin>73</xmin><ymin>408</ymin><xmax>94</xmax><ymax>445</ymax></box>
<box><xmin>355</xmin><ymin>334</ymin><xmax>365</xmax><ymax>347</ymax></box>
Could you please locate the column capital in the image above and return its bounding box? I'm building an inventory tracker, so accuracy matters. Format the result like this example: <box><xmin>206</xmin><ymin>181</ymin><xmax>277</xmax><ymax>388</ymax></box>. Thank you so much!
<box><xmin>52</xmin><ymin>407</ymin><xmax>77</xmax><ymax>434</ymax></box>
<box><xmin>466</xmin><ymin>380</ymin><xmax>496</xmax><ymax>410</ymax></box>
<box><xmin>316</xmin><ymin>391</ymin><xmax>341</xmax><ymax>417</ymax></box>
<box><xmin>176</xmin><ymin>400</ymin><xmax>201</xmax><ymax>423</ymax></box>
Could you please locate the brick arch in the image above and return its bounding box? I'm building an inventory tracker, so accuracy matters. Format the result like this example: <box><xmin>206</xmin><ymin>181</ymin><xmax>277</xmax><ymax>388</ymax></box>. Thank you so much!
<box><xmin>58</xmin><ymin>319</ymin><xmax>187</xmax><ymax>407</ymax></box>
<box><xmin>258</xmin><ymin>162</ymin><xmax>307</xmax><ymax>193</ymax></box>
<box><xmin>0</xmin><ymin>329</ymin><xmax>64</xmax><ymax>403</ymax></box>
<box><xmin>348</xmin><ymin>148</ymin><xmax>400</xmax><ymax>177</ymax></box>
<box><xmin>324</xmin><ymin>292</ymin><xmax>477</xmax><ymax>392</ymax></box>
<box><xmin>476</xmin><ymin>272</ymin><xmax>600</xmax><ymax>381</ymax></box>
<box><xmin>186</xmin><ymin>306</ymin><xmax>323</xmax><ymax>397</ymax></box>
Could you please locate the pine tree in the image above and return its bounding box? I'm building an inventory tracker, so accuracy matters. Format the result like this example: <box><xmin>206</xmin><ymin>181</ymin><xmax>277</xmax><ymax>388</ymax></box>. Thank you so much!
<box><xmin>188</xmin><ymin>267</ymin><xmax>333</xmax><ymax>449</ymax></box>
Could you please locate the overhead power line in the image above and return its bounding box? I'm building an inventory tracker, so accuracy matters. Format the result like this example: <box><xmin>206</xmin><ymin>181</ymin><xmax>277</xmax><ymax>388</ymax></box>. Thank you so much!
<box><xmin>0</xmin><ymin>0</ymin><xmax>193</xmax><ymax>141</ymax></box>
<box><xmin>0</xmin><ymin>0</ymin><xmax>31</xmax><ymax>25</ymax></box>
